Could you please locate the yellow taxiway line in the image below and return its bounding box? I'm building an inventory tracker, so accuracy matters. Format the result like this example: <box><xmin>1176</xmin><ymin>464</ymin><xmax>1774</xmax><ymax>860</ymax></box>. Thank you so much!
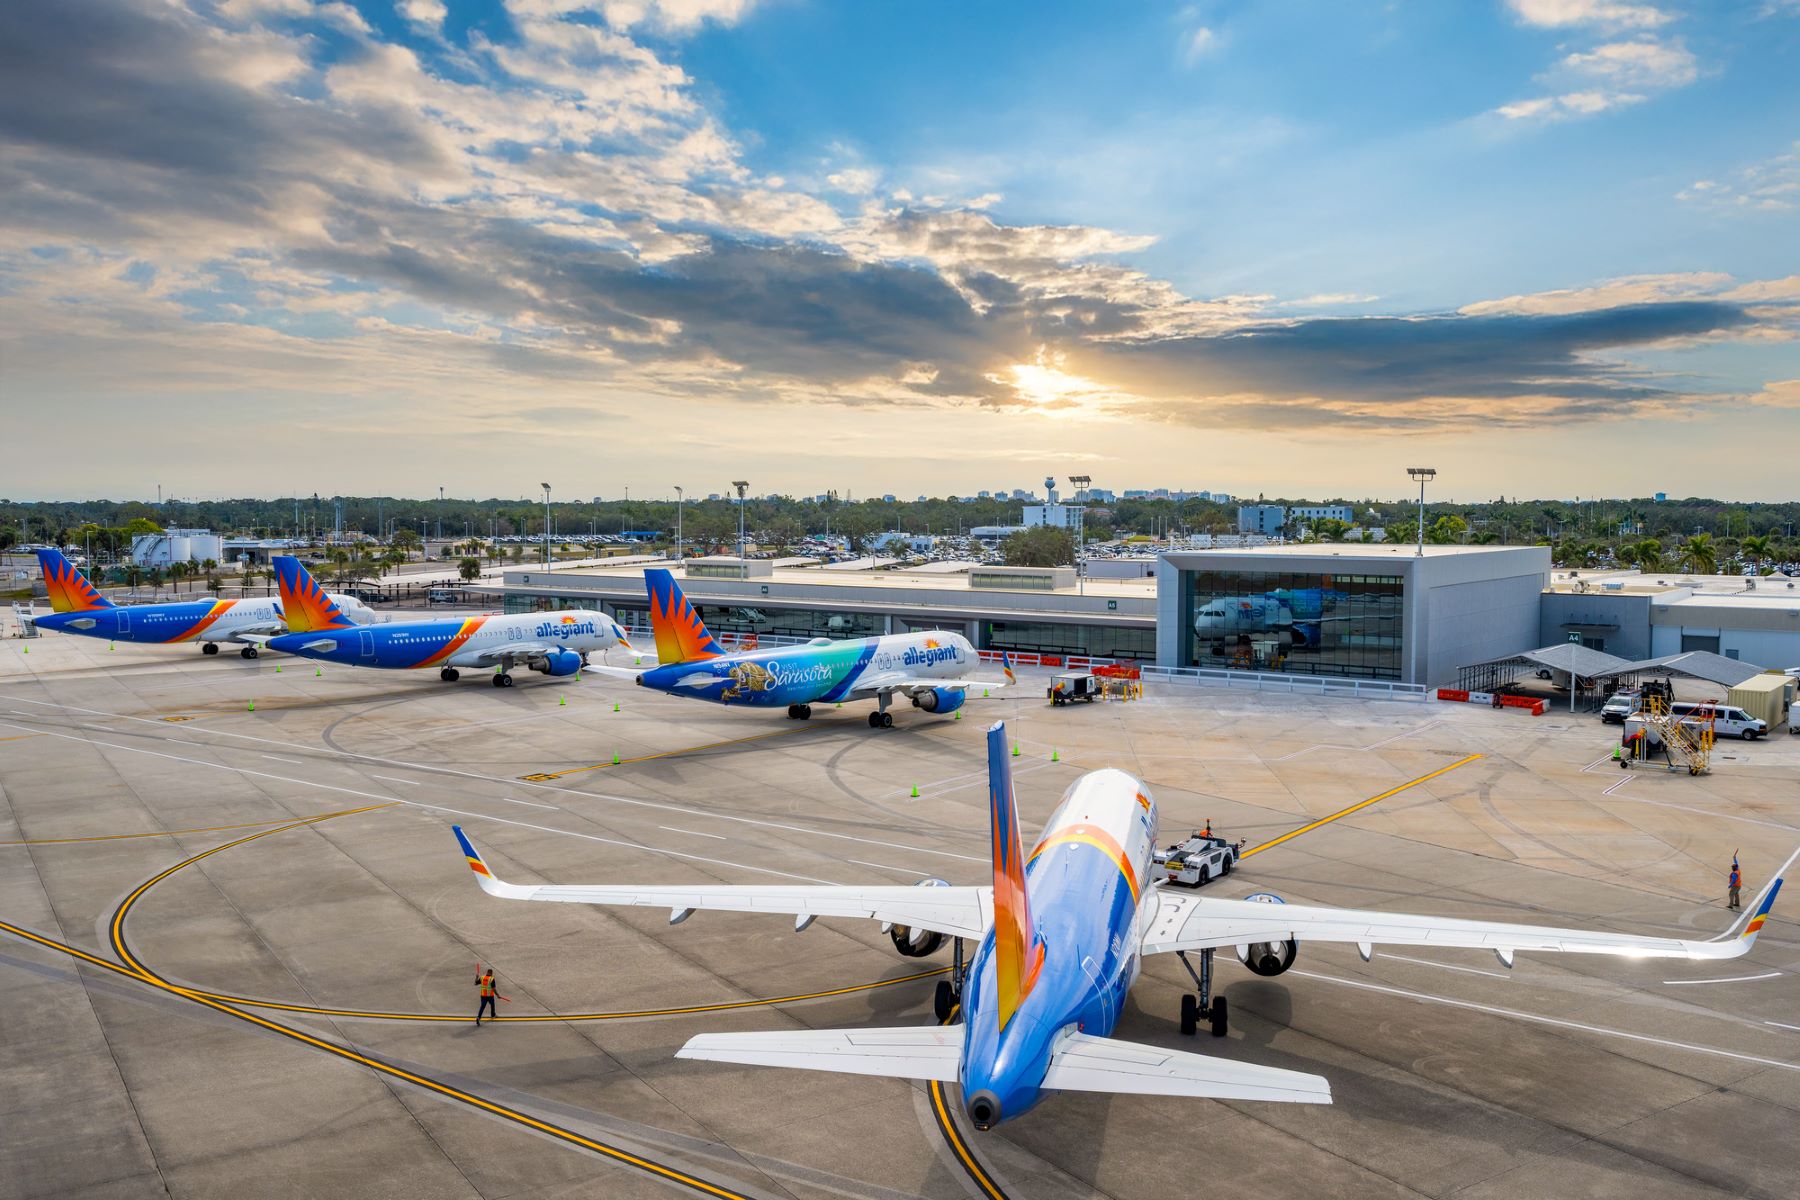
<box><xmin>1241</xmin><ymin>753</ymin><xmax>1484</xmax><ymax>859</ymax></box>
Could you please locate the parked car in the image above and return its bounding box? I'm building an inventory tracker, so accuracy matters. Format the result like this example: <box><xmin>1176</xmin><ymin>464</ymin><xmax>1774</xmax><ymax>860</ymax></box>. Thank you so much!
<box><xmin>1600</xmin><ymin>692</ymin><xmax>1638</xmax><ymax>724</ymax></box>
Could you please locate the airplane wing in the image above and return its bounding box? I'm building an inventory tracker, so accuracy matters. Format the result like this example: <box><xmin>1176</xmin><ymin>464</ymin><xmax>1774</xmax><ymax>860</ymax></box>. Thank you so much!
<box><xmin>679</xmin><ymin>1026</ymin><xmax>963</xmax><ymax>1082</ymax></box>
<box><xmin>1140</xmin><ymin>856</ymin><xmax>1790</xmax><ymax>966</ymax></box>
<box><xmin>464</xmin><ymin>642</ymin><xmax>558</xmax><ymax>669</ymax></box>
<box><xmin>1041</xmin><ymin>1031</ymin><xmax>1331</xmax><ymax>1104</ymax></box>
<box><xmin>453</xmin><ymin>827</ymin><xmax>991</xmax><ymax>939</ymax></box>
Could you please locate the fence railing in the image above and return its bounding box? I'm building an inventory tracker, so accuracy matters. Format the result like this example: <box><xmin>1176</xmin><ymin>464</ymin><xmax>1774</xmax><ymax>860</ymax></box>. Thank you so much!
<box><xmin>1140</xmin><ymin>664</ymin><xmax>1428</xmax><ymax>701</ymax></box>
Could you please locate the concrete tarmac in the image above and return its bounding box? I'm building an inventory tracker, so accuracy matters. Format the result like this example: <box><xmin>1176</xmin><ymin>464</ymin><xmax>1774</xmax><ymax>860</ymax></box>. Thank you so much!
<box><xmin>2</xmin><ymin>633</ymin><xmax>1797</xmax><ymax>1199</ymax></box>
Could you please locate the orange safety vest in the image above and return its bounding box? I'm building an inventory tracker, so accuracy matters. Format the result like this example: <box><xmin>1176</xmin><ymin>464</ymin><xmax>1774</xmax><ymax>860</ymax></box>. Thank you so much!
<box><xmin>1730</xmin><ymin>869</ymin><xmax>1741</xmax><ymax>888</ymax></box>
<box><xmin>478</xmin><ymin>973</ymin><xmax>496</xmax><ymax>997</ymax></box>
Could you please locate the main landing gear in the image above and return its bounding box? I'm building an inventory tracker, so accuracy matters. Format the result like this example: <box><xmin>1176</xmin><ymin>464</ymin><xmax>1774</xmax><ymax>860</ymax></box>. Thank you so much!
<box><xmin>491</xmin><ymin>672</ymin><xmax>514</xmax><ymax>688</ymax></box>
<box><xmin>866</xmin><ymin>710</ymin><xmax>894</xmax><ymax>729</ymax></box>
<box><xmin>440</xmin><ymin>667</ymin><xmax>460</xmax><ymax>682</ymax></box>
<box><xmin>201</xmin><ymin>643</ymin><xmax>219</xmax><ymax>655</ymax></box>
<box><xmin>239</xmin><ymin>645</ymin><xmax>259</xmax><ymax>660</ymax></box>
<box><xmin>1176</xmin><ymin>948</ymin><xmax>1228</xmax><ymax>1038</ymax></box>
<box><xmin>933</xmin><ymin>937</ymin><xmax>967</xmax><ymax>1023</ymax></box>
<box><xmin>786</xmin><ymin>703</ymin><xmax>812</xmax><ymax>720</ymax></box>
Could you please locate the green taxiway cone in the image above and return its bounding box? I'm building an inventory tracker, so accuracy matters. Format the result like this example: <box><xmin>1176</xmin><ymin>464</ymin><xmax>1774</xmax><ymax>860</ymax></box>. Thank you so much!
<box><xmin>954</xmin><ymin>711</ymin><xmax>961</xmax><ymax>721</ymax></box>
<box><xmin>247</xmin><ymin>700</ymin><xmax>255</xmax><ymax>712</ymax></box>
<box><xmin>1012</xmin><ymin>743</ymin><xmax>1021</xmax><ymax>757</ymax></box>
<box><xmin>982</xmin><ymin>688</ymin><xmax>989</xmax><ymax>698</ymax></box>
<box><xmin>1051</xmin><ymin>749</ymin><xmax>1060</xmax><ymax>762</ymax></box>
<box><xmin>109</xmin><ymin>642</ymin><xmax>115</xmax><ymax>650</ymax></box>
<box><xmin>613</xmin><ymin>702</ymin><xmax>620</xmax><ymax>713</ymax></box>
<box><xmin>274</xmin><ymin>666</ymin><xmax>281</xmax><ymax>673</ymax></box>
<box><xmin>611</xmin><ymin>751</ymin><xmax>621</xmax><ymax>765</ymax></box>
<box><xmin>314</xmin><ymin>667</ymin><xmax>321</xmax><ymax>677</ymax></box>
<box><xmin>559</xmin><ymin>695</ymin><xmax>566</xmax><ymax>706</ymax></box>
<box><xmin>910</xmin><ymin>785</ymin><xmax>920</xmax><ymax>798</ymax></box>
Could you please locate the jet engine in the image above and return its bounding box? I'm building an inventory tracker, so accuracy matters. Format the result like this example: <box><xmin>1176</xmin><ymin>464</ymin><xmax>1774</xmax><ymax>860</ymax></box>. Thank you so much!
<box><xmin>1234</xmin><ymin>892</ymin><xmax>1298</xmax><ymax>976</ymax></box>
<box><xmin>533</xmin><ymin>647</ymin><xmax>584</xmax><ymax>677</ymax></box>
<box><xmin>888</xmin><ymin>878</ymin><xmax>951</xmax><ymax>956</ymax></box>
<box><xmin>911</xmin><ymin>687</ymin><xmax>965</xmax><ymax>715</ymax></box>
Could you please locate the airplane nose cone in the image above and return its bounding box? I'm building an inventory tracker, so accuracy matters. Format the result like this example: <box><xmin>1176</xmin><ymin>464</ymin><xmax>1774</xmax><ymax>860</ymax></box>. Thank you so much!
<box><xmin>965</xmin><ymin>1089</ymin><xmax>1002</xmax><ymax>1131</ymax></box>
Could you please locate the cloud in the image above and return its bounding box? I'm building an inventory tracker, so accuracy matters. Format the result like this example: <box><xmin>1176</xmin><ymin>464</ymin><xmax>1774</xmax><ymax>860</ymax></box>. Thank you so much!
<box><xmin>1505</xmin><ymin>0</ymin><xmax>1672</xmax><ymax>30</ymax></box>
<box><xmin>595</xmin><ymin>0</ymin><xmax>761</xmax><ymax>34</ymax></box>
<box><xmin>0</xmin><ymin>0</ymin><xmax>1793</xmax><ymax>461</ymax></box>
<box><xmin>396</xmin><ymin>0</ymin><xmax>447</xmax><ymax>34</ymax></box>
<box><xmin>1182</xmin><ymin>26</ymin><xmax>1219</xmax><ymax>63</ymax></box>
<box><xmin>1678</xmin><ymin>142</ymin><xmax>1800</xmax><ymax>212</ymax></box>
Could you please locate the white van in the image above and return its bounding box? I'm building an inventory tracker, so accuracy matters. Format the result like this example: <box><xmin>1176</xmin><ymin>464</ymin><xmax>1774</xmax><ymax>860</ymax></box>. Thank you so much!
<box><xmin>1669</xmin><ymin>702</ymin><xmax>1767</xmax><ymax>740</ymax></box>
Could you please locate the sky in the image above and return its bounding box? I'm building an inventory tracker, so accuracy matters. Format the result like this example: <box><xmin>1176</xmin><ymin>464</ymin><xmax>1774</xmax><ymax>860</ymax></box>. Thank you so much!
<box><xmin>2</xmin><ymin>0</ymin><xmax>1798</xmax><ymax>503</ymax></box>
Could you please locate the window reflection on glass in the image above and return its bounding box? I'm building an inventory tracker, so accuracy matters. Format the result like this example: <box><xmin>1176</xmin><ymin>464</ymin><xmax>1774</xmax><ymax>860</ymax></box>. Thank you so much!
<box><xmin>1180</xmin><ymin>570</ymin><xmax>1403</xmax><ymax>679</ymax></box>
<box><xmin>984</xmin><ymin>620</ymin><xmax>1155</xmax><ymax>661</ymax></box>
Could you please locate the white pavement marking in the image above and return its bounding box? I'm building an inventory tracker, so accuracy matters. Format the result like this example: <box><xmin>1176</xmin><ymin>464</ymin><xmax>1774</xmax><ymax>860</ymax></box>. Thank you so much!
<box><xmin>1292</xmin><ymin>969</ymin><xmax>1800</xmax><ymax>1073</ymax></box>
<box><xmin>1</xmin><ymin>694</ymin><xmax>987</xmax><ymax>865</ymax></box>
<box><xmin>1660</xmin><ymin>972</ymin><xmax>1782</xmax><ymax>986</ymax></box>
<box><xmin>1601</xmin><ymin>775</ymin><xmax>1634</xmax><ymax>796</ymax></box>
<box><xmin>1272</xmin><ymin>744</ymin><xmax>1356</xmax><ymax>762</ymax></box>
<box><xmin>262</xmin><ymin>755</ymin><xmax>303</xmax><ymax>765</ymax></box>
<box><xmin>1606</xmin><ymin>794</ymin><xmax>1800</xmax><ymax>834</ymax></box>
<box><xmin>371</xmin><ymin>774</ymin><xmax>420</xmax><ymax>786</ymax></box>
<box><xmin>847</xmin><ymin>859</ymin><xmax>931</xmax><ymax>876</ymax></box>
<box><xmin>658</xmin><ymin>825</ymin><xmax>728</xmax><ymax>841</ymax></box>
<box><xmin>1767</xmin><ymin>1020</ymin><xmax>1800</xmax><ymax>1033</ymax></box>
<box><xmin>0</xmin><ymin>720</ymin><xmax>839</xmax><ymax>884</ymax></box>
<box><xmin>1361</xmin><ymin>721</ymin><xmax>1443</xmax><ymax>751</ymax></box>
<box><xmin>495</xmin><ymin>797</ymin><xmax>557</xmax><ymax>810</ymax></box>
<box><xmin>1382</xmin><ymin>953</ymin><xmax>1512</xmax><ymax>980</ymax></box>
<box><xmin>1579</xmin><ymin>753</ymin><xmax>1615</xmax><ymax>774</ymax></box>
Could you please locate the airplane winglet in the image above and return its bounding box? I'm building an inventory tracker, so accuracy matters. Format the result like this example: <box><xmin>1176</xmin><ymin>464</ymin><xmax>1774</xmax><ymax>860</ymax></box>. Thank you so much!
<box><xmin>452</xmin><ymin>825</ymin><xmax>512</xmax><ymax>898</ymax></box>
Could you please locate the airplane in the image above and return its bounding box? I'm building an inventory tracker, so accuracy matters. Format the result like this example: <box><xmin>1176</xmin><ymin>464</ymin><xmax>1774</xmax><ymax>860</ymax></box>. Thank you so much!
<box><xmin>1192</xmin><ymin>585</ymin><xmax>1376</xmax><ymax>649</ymax></box>
<box><xmin>598</xmin><ymin>568</ymin><xmax>1004</xmax><ymax>727</ymax></box>
<box><xmin>27</xmin><ymin>548</ymin><xmax>375</xmax><ymax>659</ymax></box>
<box><xmin>450</xmin><ymin>721</ymin><xmax>1787</xmax><ymax>1130</ymax></box>
<box><xmin>262</xmin><ymin>556</ymin><xmax>633</xmax><ymax>687</ymax></box>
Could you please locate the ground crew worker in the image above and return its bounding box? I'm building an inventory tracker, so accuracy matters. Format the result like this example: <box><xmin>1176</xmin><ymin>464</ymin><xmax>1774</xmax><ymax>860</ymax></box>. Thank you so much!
<box><xmin>474</xmin><ymin>964</ymin><xmax>510</xmax><ymax>1025</ymax></box>
<box><xmin>1729</xmin><ymin>857</ymin><xmax>1742</xmax><ymax>910</ymax></box>
<box><xmin>1202</xmin><ymin>820</ymin><xmax>1212</xmax><ymax>838</ymax></box>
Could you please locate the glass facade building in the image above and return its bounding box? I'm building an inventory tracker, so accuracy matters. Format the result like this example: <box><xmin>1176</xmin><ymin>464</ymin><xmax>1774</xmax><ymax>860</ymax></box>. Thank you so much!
<box><xmin>984</xmin><ymin>619</ymin><xmax>1156</xmax><ymax>662</ymax></box>
<box><xmin>1178</xmin><ymin>569</ymin><xmax>1404</xmax><ymax>679</ymax></box>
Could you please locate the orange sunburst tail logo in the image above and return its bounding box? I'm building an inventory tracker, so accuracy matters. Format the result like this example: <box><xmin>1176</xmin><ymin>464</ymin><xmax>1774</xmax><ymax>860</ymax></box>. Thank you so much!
<box><xmin>36</xmin><ymin>549</ymin><xmax>114</xmax><ymax>614</ymax></box>
<box><xmin>274</xmin><ymin>556</ymin><xmax>355</xmax><ymax>633</ymax></box>
<box><xmin>645</xmin><ymin>569</ymin><xmax>724</xmax><ymax>665</ymax></box>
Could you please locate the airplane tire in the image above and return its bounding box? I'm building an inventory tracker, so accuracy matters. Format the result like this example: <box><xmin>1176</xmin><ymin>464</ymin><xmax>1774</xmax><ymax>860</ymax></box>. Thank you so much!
<box><xmin>867</xmin><ymin>711</ymin><xmax>882</xmax><ymax>729</ymax></box>
<box><xmin>934</xmin><ymin>980</ymin><xmax>955</xmax><ymax>1023</ymax></box>
<box><xmin>240</xmin><ymin>646</ymin><xmax>258</xmax><ymax>659</ymax></box>
<box><xmin>441</xmin><ymin>668</ymin><xmax>459</xmax><ymax>682</ymax></box>
<box><xmin>202</xmin><ymin>643</ymin><xmax>219</xmax><ymax>655</ymax></box>
<box><xmin>1209</xmin><ymin>996</ymin><xmax>1228</xmax><ymax>1038</ymax></box>
<box><xmin>491</xmin><ymin>674</ymin><xmax>507</xmax><ymax>688</ymax></box>
<box><xmin>1180</xmin><ymin>993</ymin><xmax>1198</xmax><ymax>1037</ymax></box>
<box><xmin>798</xmin><ymin>704</ymin><xmax>811</xmax><ymax>720</ymax></box>
<box><xmin>880</xmin><ymin>712</ymin><xmax>894</xmax><ymax>729</ymax></box>
<box><xmin>502</xmin><ymin>674</ymin><xmax>514</xmax><ymax>688</ymax></box>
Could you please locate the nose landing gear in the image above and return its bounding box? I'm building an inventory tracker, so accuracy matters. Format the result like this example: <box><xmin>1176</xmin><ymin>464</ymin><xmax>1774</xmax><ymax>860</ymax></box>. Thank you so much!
<box><xmin>786</xmin><ymin>703</ymin><xmax>812</xmax><ymax>720</ymax></box>
<box><xmin>201</xmin><ymin>642</ymin><xmax>220</xmax><ymax>655</ymax></box>
<box><xmin>239</xmin><ymin>645</ymin><xmax>259</xmax><ymax>660</ymax></box>
<box><xmin>491</xmin><ymin>672</ymin><xmax>514</xmax><ymax>688</ymax></box>
<box><xmin>1175</xmin><ymin>948</ymin><xmax>1228</xmax><ymax>1037</ymax></box>
<box><xmin>440</xmin><ymin>667</ymin><xmax>460</xmax><ymax>682</ymax></box>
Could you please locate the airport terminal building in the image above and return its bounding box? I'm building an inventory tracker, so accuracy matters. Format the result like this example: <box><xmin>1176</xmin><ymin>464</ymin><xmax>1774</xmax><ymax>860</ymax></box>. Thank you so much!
<box><xmin>495</xmin><ymin>543</ymin><xmax>1562</xmax><ymax>687</ymax></box>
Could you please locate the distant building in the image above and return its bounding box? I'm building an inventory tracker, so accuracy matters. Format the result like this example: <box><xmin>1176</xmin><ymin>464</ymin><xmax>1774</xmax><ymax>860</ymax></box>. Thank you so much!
<box><xmin>1291</xmin><ymin>505</ymin><xmax>1354</xmax><ymax>524</ymax></box>
<box><xmin>1236</xmin><ymin>505</ymin><xmax>1287</xmax><ymax>535</ymax></box>
<box><xmin>977</xmin><ymin>490</ymin><xmax>992</xmax><ymax>499</ymax></box>
<box><xmin>1022</xmin><ymin>504</ymin><xmax>1080</xmax><ymax>530</ymax></box>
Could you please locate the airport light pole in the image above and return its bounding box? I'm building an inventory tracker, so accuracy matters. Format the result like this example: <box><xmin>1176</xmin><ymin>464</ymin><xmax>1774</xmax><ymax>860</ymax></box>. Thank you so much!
<box><xmin>732</xmin><ymin>481</ymin><xmax>749</xmax><ymax>559</ymax></box>
<box><xmin>674</xmin><ymin>486</ymin><xmax>684</xmax><ymax>562</ymax></box>
<box><xmin>1407</xmin><ymin>467</ymin><xmax>1436</xmax><ymax>558</ymax></box>
<box><xmin>437</xmin><ymin>486</ymin><xmax>443</xmax><ymax>541</ymax></box>
<box><xmin>1069</xmin><ymin>474</ymin><xmax>1091</xmax><ymax>595</ymax></box>
<box><xmin>540</xmin><ymin>482</ymin><xmax>552</xmax><ymax>571</ymax></box>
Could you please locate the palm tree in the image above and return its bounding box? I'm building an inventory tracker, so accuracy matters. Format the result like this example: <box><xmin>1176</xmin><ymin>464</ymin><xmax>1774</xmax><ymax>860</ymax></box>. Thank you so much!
<box><xmin>1679</xmin><ymin>533</ymin><xmax>1717</xmax><ymax>576</ymax></box>
<box><xmin>1741</xmin><ymin>534</ymin><xmax>1773</xmax><ymax>575</ymax></box>
<box><xmin>1632</xmin><ymin>539</ymin><xmax>1663</xmax><ymax>573</ymax></box>
<box><xmin>1469</xmin><ymin>530</ymin><xmax>1500</xmax><ymax>545</ymax></box>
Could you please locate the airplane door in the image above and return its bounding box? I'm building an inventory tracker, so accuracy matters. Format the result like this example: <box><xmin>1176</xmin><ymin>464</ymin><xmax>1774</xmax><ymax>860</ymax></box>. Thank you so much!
<box><xmin>116</xmin><ymin>611</ymin><xmax>130</xmax><ymax>636</ymax></box>
<box><xmin>1080</xmin><ymin>954</ymin><xmax>1116</xmax><ymax>1031</ymax></box>
<box><xmin>358</xmin><ymin>630</ymin><xmax>375</xmax><ymax>659</ymax></box>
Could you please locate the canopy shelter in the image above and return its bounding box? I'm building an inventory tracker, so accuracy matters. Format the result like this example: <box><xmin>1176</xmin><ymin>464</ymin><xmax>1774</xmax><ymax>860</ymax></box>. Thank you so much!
<box><xmin>1591</xmin><ymin>650</ymin><xmax>1765</xmax><ymax>691</ymax></box>
<box><xmin>1454</xmin><ymin>643</ymin><xmax>1631</xmax><ymax>698</ymax></box>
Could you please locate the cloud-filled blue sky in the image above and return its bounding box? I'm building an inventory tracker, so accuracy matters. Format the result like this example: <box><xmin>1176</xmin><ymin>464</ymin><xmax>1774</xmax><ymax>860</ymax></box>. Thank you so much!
<box><xmin>2</xmin><ymin>0</ymin><xmax>1797</xmax><ymax>500</ymax></box>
